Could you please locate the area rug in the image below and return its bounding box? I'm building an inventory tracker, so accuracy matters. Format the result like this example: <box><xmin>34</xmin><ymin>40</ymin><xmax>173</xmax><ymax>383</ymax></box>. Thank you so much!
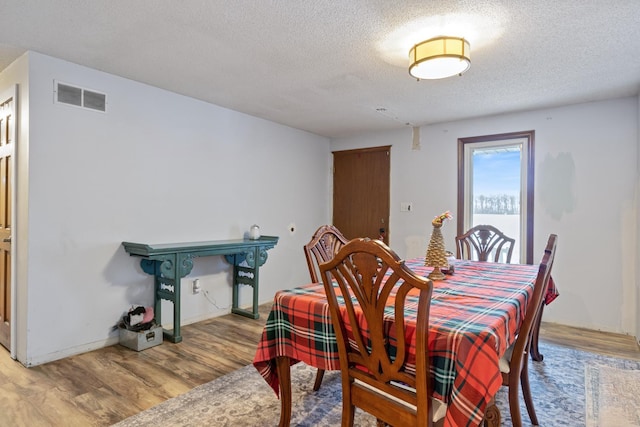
<box><xmin>112</xmin><ymin>342</ymin><xmax>640</xmax><ymax>427</ymax></box>
<box><xmin>585</xmin><ymin>362</ymin><xmax>640</xmax><ymax>427</ymax></box>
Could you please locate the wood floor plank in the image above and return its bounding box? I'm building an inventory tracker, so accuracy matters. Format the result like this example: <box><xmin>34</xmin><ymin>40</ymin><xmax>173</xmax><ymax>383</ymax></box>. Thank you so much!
<box><xmin>0</xmin><ymin>303</ymin><xmax>637</xmax><ymax>426</ymax></box>
<box><xmin>539</xmin><ymin>322</ymin><xmax>640</xmax><ymax>360</ymax></box>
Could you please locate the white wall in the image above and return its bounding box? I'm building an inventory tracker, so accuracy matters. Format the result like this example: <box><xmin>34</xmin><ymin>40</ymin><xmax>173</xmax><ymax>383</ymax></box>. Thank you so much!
<box><xmin>332</xmin><ymin>97</ymin><xmax>639</xmax><ymax>336</ymax></box>
<box><xmin>2</xmin><ymin>52</ymin><xmax>332</xmax><ymax>366</ymax></box>
<box><xmin>2</xmin><ymin>51</ymin><xmax>637</xmax><ymax>365</ymax></box>
<box><xmin>637</xmin><ymin>94</ymin><xmax>640</xmax><ymax>345</ymax></box>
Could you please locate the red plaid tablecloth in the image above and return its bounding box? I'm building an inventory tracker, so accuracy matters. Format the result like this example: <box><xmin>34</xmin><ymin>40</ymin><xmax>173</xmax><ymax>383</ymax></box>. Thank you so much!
<box><xmin>253</xmin><ymin>259</ymin><xmax>556</xmax><ymax>427</ymax></box>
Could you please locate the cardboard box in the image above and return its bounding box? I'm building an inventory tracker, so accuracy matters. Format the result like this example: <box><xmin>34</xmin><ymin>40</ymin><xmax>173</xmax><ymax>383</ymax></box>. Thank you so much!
<box><xmin>119</xmin><ymin>326</ymin><xmax>163</xmax><ymax>351</ymax></box>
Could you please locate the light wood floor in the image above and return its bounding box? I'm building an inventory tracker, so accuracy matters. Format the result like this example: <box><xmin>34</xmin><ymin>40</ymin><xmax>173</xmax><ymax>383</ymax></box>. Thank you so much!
<box><xmin>1</xmin><ymin>304</ymin><xmax>638</xmax><ymax>426</ymax></box>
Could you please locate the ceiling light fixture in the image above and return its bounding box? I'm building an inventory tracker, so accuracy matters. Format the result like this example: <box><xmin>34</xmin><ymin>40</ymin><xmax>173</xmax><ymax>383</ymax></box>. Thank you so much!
<box><xmin>409</xmin><ymin>36</ymin><xmax>470</xmax><ymax>80</ymax></box>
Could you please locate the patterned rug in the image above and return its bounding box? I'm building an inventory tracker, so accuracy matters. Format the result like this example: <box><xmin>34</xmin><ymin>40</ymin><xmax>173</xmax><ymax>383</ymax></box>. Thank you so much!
<box><xmin>112</xmin><ymin>342</ymin><xmax>640</xmax><ymax>427</ymax></box>
<box><xmin>585</xmin><ymin>362</ymin><xmax>640</xmax><ymax>426</ymax></box>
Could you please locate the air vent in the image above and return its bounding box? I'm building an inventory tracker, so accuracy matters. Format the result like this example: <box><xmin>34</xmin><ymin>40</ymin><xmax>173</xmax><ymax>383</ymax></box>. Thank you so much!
<box><xmin>54</xmin><ymin>81</ymin><xmax>107</xmax><ymax>112</ymax></box>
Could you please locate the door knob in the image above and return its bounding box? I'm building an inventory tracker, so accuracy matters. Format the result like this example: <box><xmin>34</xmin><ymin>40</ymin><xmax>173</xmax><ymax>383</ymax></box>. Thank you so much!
<box><xmin>3</xmin><ymin>238</ymin><xmax>10</xmax><ymax>243</ymax></box>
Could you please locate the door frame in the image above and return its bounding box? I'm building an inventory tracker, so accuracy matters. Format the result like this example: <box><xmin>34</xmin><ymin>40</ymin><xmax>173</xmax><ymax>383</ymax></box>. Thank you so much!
<box><xmin>0</xmin><ymin>85</ymin><xmax>17</xmax><ymax>359</ymax></box>
<box><xmin>457</xmin><ymin>130</ymin><xmax>535</xmax><ymax>264</ymax></box>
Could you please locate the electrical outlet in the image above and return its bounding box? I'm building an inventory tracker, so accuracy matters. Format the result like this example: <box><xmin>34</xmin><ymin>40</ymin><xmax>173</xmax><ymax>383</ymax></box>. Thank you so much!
<box><xmin>192</xmin><ymin>279</ymin><xmax>201</xmax><ymax>294</ymax></box>
<box><xmin>400</xmin><ymin>202</ymin><xmax>413</xmax><ymax>212</ymax></box>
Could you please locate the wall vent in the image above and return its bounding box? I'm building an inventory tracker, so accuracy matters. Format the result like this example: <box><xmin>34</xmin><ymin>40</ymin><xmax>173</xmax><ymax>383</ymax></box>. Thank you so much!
<box><xmin>54</xmin><ymin>81</ymin><xmax>107</xmax><ymax>112</ymax></box>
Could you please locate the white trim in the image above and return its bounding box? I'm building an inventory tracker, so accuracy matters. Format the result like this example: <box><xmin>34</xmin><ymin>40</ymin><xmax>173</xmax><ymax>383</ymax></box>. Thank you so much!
<box><xmin>463</xmin><ymin>137</ymin><xmax>528</xmax><ymax>263</ymax></box>
<box><xmin>0</xmin><ymin>84</ymin><xmax>18</xmax><ymax>360</ymax></box>
<box><xmin>23</xmin><ymin>336</ymin><xmax>120</xmax><ymax>367</ymax></box>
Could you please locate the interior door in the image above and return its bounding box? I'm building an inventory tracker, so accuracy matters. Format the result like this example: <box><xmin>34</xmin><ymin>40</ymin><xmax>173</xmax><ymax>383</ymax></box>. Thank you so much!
<box><xmin>0</xmin><ymin>87</ymin><xmax>15</xmax><ymax>351</ymax></box>
<box><xmin>332</xmin><ymin>146</ymin><xmax>390</xmax><ymax>245</ymax></box>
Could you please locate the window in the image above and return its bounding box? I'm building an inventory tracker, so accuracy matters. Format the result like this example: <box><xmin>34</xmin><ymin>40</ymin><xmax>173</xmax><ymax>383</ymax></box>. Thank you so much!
<box><xmin>457</xmin><ymin>131</ymin><xmax>535</xmax><ymax>264</ymax></box>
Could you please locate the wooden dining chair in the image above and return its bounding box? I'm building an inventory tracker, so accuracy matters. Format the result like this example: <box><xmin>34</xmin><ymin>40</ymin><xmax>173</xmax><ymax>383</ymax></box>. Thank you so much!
<box><xmin>304</xmin><ymin>224</ymin><xmax>349</xmax><ymax>284</ymax></box>
<box><xmin>490</xmin><ymin>234</ymin><xmax>557</xmax><ymax>427</ymax></box>
<box><xmin>303</xmin><ymin>224</ymin><xmax>349</xmax><ymax>391</ymax></box>
<box><xmin>319</xmin><ymin>238</ymin><xmax>445</xmax><ymax>427</ymax></box>
<box><xmin>455</xmin><ymin>224</ymin><xmax>516</xmax><ymax>263</ymax></box>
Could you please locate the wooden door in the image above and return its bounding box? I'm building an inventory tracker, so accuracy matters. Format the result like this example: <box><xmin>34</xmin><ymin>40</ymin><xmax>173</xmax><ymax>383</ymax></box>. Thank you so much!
<box><xmin>0</xmin><ymin>87</ymin><xmax>15</xmax><ymax>351</ymax></box>
<box><xmin>333</xmin><ymin>146</ymin><xmax>390</xmax><ymax>244</ymax></box>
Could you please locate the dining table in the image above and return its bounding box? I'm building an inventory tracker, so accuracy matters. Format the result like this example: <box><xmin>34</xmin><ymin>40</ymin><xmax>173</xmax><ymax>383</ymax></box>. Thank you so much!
<box><xmin>253</xmin><ymin>257</ymin><xmax>558</xmax><ymax>427</ymax></box>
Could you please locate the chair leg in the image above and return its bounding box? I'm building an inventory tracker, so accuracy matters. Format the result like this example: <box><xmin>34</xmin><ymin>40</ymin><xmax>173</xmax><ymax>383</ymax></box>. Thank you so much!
<box><xmin>520</xmin><ymin>359</ymin><xmax>540</xmax><ymax>425</ymax></box>
<box><xmin>530</xmin><ymin>303</ymin><xmax>545</xmax><ymax>361</ymax></box>
<box><xmin>341</xmin><ymin>401</ymin><xmax>356</xmax><ymax>427</ymax></box>
<box><xmin>508</xmin><ymin>373</ymin><xmax>523</xmax><ymax>427</ymax></box>
<box><xmin>313</xmin><ymin>368</ymin><xmax>325</xmax><ymax>391</ymax></box>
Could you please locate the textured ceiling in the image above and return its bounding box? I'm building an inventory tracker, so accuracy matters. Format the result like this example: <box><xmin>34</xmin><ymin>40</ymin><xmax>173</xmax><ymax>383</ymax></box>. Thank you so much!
<box><xmin>1</xmin><ymin>1</ymin><xmax>639</xmax><ymax>138</ymax></box>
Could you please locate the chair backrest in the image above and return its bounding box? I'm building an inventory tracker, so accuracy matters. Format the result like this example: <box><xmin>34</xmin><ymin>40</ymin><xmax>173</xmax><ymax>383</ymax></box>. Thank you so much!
<box><xmin>510</xmin><ymin>234</ymin><xmax>557</xmax><ymax>370</ymax></box>
<box><xmin>455</xmin><ymin>224</ymin><xmax>516</xmax><ymax>263</ymax></box>
<box><xmin>319</xmin><ymin>238</ymin><xmax>435</xmax><ymax>426</ymax></box>
<box><xmin>303</xmin><ymin>225</ymin><xmax>349</xmax><ymax>283</ymax></box>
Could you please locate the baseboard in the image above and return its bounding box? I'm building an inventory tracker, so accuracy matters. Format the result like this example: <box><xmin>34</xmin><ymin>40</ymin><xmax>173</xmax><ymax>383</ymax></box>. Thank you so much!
<box><xmin>22</xmin><ymin>335</ymin><xmax>120</xmax><ymax>367</ymax></box>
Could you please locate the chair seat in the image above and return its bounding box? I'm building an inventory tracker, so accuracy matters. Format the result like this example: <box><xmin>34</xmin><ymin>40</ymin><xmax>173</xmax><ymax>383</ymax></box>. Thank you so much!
<box><xmin>357</xmin><ymin>379</ymin><xmax>447</xmax><ymax>422</ymax></box>
<box><xmin>499</xmin><ymin>342</ymin><xmax>515</xmax><ymax>373</ymax></box>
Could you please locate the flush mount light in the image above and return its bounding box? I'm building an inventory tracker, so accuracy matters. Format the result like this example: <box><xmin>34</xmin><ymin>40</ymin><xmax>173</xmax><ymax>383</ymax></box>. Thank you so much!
<box><xmin>409</xmin><ymin>36</ymin><xmax>471</xmax><ymax>80</ymax></box>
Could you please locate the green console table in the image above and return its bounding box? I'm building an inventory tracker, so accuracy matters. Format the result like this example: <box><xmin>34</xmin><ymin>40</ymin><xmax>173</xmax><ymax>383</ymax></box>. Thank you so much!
<box><xmin>122</xmin><ymin>236</ymin><xmax>278</xmax><ymax>343</ymax></box>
